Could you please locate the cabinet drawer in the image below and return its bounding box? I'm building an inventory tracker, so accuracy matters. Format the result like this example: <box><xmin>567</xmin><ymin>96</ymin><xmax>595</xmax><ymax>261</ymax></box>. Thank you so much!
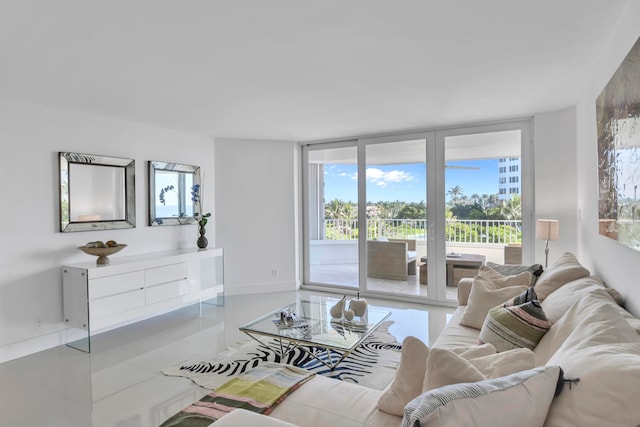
<box><xmin>90</xmin><ymin>289</ymin><xmax>145</xmax><ymax>319</ymax></box>
<box><xmin>146</xmin><ymin>280</ymin><xmax>189</xmax><ymax>305</ymax></box>
<box><xmin>90</xmin><ymin>271</ymin><xmax>145</xmax><ymax>300</ymax></box>
<box><xmin>145</xmin><ymin>263</ymin><xmax>188</xmax><ymax>286</ymax></box>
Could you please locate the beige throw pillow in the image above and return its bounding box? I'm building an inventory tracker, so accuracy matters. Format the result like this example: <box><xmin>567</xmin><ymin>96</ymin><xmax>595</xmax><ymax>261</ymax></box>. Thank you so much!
<box><xmin>377</xmin><ymin>336</ymin><xmax>429</xmax><ymax>416</ymax></box>
<box><xmin>423</xmin><ymin>347</ymin><xmax>535</xmax><ymax>391</ymax></box>
<box><xmin>450</xmin><ymin>343</ymin><xmax>497</xmax><ymax>359</ymax></box>
<box><xmin>533</xmin><ymin>252</ymin><xmax>590</xmax><ymax>301</ymax></box>
<box><xmin>459</xmin><ymin>270</ymin><xmax>531</xmax><ymax>329</ymax></box>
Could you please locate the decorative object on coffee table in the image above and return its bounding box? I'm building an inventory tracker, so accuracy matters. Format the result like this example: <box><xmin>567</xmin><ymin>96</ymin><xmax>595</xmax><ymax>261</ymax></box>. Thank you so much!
<box><xmin>350</xmin><ymin>292</ymin><xmax>368</xmax><ymax>316</ymax></box>
<box><xmin>78</xmin><ymin>242</ymin><xmax>127</xmax><ymax>265</ymax></box>
<box><xmin>330</xmin><ymin>295</ymin><xmax>346</xmax><ymax>318</ymax></box>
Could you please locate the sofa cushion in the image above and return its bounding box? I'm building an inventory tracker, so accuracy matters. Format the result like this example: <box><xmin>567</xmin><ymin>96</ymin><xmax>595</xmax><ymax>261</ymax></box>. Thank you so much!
<box><xmin>377</xmin><ymin>336</ymin><xmax>430</xmax><ymax>416</ymax></box>
<box><xmin>403</xmin><ymin>366</ymin><xmax>561</xmax><ymax>427</ymax></box>
<box><xmin>422</xmin><ymin>347</ymin><xmax>534</xmax><ymax>391</ymax></box>
<box><xmin>459</xmin><ymin>269</ymin><xmax>531</xmax><ymax>329</ymax></box>
<box><xmin>270</xmin><ymin>375</ymin><xmax>400</xmax><ymax>427</ymax></box>
<box><xmin>540</xmin><ymin>275</ymin><xmax>610</xmax><ymax>323</ymax></box>
<box><xmin>479</xmin><ymin>299</ymin><xmax>551</xmax><ymax>352</ymax></box>
<box><xmin>213</xmin><ymin>409</ymin><xmax>299</xmax><ymax>426</ymax></box>
<box><xmin>433</xmin><ymin>307</ymin><xmax>482</xmax><ymax>349</ymax></box>
<box><xmin>533</xmin><ymin>252</ymin><xmax>590</xmax><ymax>301</ymax></box>
<box><xmin>534</xmin><ymin>293</ymin><xmax>620</xmax><ymax>365</ymax></box>
<box><xmin>543</xmin><ymin>302</ymin><xmax>640</xmax><ymax>427</ymax></box>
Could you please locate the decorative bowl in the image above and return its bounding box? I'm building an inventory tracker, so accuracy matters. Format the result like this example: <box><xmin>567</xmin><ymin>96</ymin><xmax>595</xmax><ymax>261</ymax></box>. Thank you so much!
<box><xmin>78</xmin><ymin>244</ymin><xmax>127</xmax><ymax>265</ymax></box>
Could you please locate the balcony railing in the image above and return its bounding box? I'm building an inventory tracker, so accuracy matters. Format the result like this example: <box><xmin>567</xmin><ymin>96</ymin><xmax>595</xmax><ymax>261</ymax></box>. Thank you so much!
<box><xmin>324</xmin><ymin>218</ymin><xmax>522</xmax><ymax>244</ymax></box>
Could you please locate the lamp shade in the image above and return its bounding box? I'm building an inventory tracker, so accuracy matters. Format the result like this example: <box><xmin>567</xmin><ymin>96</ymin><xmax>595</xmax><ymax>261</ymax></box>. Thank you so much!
<box><xmin>536</xmin><ymin>219</ymin><xmax>560</xmax><ymax>241</ymax></box>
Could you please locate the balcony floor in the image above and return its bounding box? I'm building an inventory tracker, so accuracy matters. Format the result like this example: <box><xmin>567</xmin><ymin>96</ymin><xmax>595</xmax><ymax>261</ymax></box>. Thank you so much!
<box><xmin>309</xmin><ymin>263</ymin><xmax>458</xmax><ymax>301</ymax></box>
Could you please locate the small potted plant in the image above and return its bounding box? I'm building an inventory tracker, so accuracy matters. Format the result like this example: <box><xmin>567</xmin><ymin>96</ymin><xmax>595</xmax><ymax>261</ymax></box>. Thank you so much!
<box><xmin>192</xmin><ymin>184</ymin><xmax>212</xmax><ymax>249</ymax></box>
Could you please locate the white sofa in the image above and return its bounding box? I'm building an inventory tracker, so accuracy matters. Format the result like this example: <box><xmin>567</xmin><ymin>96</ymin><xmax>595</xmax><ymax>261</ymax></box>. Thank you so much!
<box><xmin>214</xmin><ymin>253</ymin><xmax>640</xmax><ymax>427</ymax></box>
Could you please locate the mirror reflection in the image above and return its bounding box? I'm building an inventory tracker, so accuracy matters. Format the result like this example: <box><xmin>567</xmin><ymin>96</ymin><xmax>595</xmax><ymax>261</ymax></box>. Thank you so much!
<box><xmin>149</xmin><ymin>161</ymin><xmax>201</xmax><ymax>226</ymax></box>
<box><xmin>59</xmin><ymin>152</ymin><xmax>136</xmax><ymax>232</ymax></box>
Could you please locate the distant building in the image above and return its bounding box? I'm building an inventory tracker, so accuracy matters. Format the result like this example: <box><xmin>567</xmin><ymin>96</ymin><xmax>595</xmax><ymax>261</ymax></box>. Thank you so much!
<box><xmin>498</xmin><ymin>157</ymin><xmax>521</xmax><ymax>200</ymax></box>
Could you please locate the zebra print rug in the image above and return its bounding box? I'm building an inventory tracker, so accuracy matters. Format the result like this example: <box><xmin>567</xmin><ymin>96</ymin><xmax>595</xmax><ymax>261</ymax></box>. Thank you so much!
<box><xmin>162</xmin><ymin>321</ymin><xmax>402</xmax><ymax>390</ymax></box>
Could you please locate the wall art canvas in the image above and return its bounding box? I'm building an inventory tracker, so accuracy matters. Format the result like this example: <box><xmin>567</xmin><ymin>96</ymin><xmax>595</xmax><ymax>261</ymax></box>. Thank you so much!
<box><xmin>597</xmin><ymin>36</ymin><xmax>640</xmax><ymax>250</ymax></box>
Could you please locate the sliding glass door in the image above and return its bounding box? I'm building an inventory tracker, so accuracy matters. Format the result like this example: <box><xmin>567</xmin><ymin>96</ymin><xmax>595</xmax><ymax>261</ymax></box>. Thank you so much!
<box><xmin>439</xmin><ymin>126</ymin><xmax>530</xmax><ymax>303</ymax></box>
<box><xmin>304</xmin><ymin>142</ymin><xmax>359</xmax><ymax>290</ymax></box>
<box><xmin>363</xmin><ymin>138</ymin><xmax>429</xmax><ymax>298</ymax></box>
<box><xmin>303</xmin><ymin>120</ymin><xmax>532</xmax><ymax>305</ymax></box>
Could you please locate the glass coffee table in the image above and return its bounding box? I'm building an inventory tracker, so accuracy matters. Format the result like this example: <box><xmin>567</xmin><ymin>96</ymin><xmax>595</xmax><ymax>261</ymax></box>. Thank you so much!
<box><xmin>239</xmin><ymin>296</ymin><xmax>391</xmax><ymax>370</ymax></box>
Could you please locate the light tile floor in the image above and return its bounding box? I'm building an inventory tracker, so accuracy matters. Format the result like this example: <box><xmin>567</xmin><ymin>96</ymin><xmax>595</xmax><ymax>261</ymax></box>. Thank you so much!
<box><xmin>0</xmin><ymin>290</ymin><xmax>454</xmax><ymax>427</ymax></box>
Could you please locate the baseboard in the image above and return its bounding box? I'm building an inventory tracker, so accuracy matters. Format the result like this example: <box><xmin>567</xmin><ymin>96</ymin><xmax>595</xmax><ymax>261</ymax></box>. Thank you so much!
<box><xmin>0</xmin><ymin>330</ymin><xmax>65</xmax><ymax>364</ymax></box>
<box><xmin>224</xmin><ymin>281</ymin><xmax>297</xmax><ymax>296</ymax></box>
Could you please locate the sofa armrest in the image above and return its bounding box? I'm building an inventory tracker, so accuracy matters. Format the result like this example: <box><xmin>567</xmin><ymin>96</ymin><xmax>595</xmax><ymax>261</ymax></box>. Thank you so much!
<box><xmin>458</xmin><ymin>278</ymin><xmax>474</xmax><ymax>306</ymax></box>
<box><xmin>211</xmin><ymin>409</ymin><xmax>299</xmax><ymax>427</ymax></box>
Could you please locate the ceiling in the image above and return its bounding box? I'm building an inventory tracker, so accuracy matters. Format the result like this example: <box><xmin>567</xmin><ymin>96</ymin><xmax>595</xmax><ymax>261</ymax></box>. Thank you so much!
<box><xmin>0</xmin><ymin>1</ymin><xmax>628</xmax><ymax>142</ymax></box>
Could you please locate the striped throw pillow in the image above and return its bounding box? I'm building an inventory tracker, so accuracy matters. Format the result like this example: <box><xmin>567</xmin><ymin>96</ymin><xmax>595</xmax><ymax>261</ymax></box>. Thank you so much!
<box><xmin>402</xmin><ymin>366</ymin><xmax>561</xmax><ymax>427</ymax></box>
<box><xmin>479</xmin><ymin>296</ymin><xmax>551</xmax><ymax>352</ymax></box>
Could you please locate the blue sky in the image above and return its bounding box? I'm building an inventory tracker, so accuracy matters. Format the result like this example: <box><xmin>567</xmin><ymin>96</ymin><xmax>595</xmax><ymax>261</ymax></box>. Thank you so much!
<box><xmin>324</xmin><ymin>159</ymin><xmax>499</xmax><ymax>203</ymax></box>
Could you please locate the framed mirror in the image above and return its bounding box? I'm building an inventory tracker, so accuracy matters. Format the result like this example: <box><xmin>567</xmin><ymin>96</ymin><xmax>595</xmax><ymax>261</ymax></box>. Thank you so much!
<box><xmin>149</xmin><ymin>161</ymin><xmax>201</xmax><ymax>226</ymax></box>
<box><xmin>59</xmin><ymin>152</ymin><xmax>136</xmax><ymax>232</ymax></box>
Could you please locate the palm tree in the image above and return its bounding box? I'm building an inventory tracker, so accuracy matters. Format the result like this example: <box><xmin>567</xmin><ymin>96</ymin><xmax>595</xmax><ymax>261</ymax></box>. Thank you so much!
<box><xmin>500</xmin><ymin>195</ymin><xmax>522</xmax><ymax>220</ymax></box>
<box><xmin>447</xmin><ymin>185</ymin><xmax>463</xmax><ymax>204</ymax></box>
<box><xmin>325</xmin><ymin>199</ymin><xmax>343</xmax><ymax>219</ymax></box>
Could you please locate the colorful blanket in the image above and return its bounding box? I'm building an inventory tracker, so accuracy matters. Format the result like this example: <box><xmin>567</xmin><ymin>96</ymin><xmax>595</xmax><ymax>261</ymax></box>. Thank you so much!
<box><xmin>159</xmin><ymin>362</ymin><xmax>315</xmax><ymax>426</ymax></box>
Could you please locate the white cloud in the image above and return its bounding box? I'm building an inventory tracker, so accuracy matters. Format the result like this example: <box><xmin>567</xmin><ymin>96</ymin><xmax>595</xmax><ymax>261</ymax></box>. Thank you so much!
<box><xmin>366</xmin><ymin>168</ymin><xmax>413</xmax><ymax>187</ymax></box>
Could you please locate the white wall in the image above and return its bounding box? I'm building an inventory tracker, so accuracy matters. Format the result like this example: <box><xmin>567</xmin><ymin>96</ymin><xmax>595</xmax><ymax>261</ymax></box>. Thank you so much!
<box><xmin>533</xmin><ymin>107</ymin><xmax>579</xmax><ymax>264</ymax></box>
<box><xmin>575</xmin><ymin>1</ymin><xmax>640</xmax><ymax>316</ymax></box>
<box><xmin>214</xmin><ymin>138</ymin><xmax>300</xmax><ymax>295</ymax></box>
<box><xmin>0</xmin><ymin>99</ymin><xmax>214</xmax><ymax>362</ymax></box>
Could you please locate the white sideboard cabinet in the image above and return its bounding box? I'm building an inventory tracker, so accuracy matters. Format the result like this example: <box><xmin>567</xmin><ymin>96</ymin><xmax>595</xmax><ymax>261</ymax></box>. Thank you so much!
<box><xmin>63</xmin><ymin>248</ymin><xmax>223</xmax><ymax>352</ymax></box>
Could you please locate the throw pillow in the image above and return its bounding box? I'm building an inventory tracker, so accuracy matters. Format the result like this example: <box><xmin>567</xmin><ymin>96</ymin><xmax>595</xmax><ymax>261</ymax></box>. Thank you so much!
<box><xmin>377</xmin><ymin>336</ymin><xmax>430</xmax><ymax>416</ymax></box>
<box><xmin>422</xmin><ymin>348</ymin><xmax>484</xmax><ymax>391</ymax></box>
<box><xmin>467</xmin><ymin>347</ymin><xmax>535</xmax><ymax>379</ymax></box>
<box><xmin>478</xmin><ymin>299</ymin><xmax>551</xmax><ymax>352</ymax></box>
<box><xmin>450</xmin><ymin>343</ymin><xmax>497</xmax><ymax>359</ymax></box>
<box><xmin>504</xmin><ymin>286</ymin><xmax>538</xmax><ymax>306</ymax></box>
<box><xmin>474</xmin><ymin>265</ymin><xmax>534</xmax><ymax>286</ymax></box>
<box><xmin>533</xmin><ymin>252</ymin><xmax>590</xmax><ymax>301</ymax></box>
<box><xmin>486</xmin><ymin>261</ymin><xmax>544</xmax><ymax>284</ymax></box>
<box><xmin>422</xmin><ymin>347</ymin><xmax>535</xmax><ymax>391</ymax></box>
<box><xmin>459</xmin><ymin>271</ymin><xmax>531</xmax><ymax>329</ymax></box>
<box><xmin>403</xmin><ymin>366</ymin><xmax>562</xmax><ymax>427</ymax></box>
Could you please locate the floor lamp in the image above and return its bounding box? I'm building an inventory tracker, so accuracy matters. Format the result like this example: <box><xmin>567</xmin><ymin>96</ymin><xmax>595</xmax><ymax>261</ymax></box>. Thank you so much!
<box><xmin>536</xmin><ymin>219</ymin><xmax>560</xmax><ymax>268</ymax></box>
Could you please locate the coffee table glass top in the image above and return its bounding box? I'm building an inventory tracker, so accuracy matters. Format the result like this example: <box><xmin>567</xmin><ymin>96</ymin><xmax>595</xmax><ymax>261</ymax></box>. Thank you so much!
<box><xmin>239</xmin><ymin>296</ymin><xmax>391</xmax><ymax>352</ymax></box>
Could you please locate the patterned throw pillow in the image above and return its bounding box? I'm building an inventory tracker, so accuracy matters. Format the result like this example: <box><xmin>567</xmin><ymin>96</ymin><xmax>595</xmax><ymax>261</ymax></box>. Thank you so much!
<box><xmin>505</xmin><ymin>287</ymin><xmax>538</xmax><ymax>307</ymax></box>
<box><xmin>403</xmin><ymin>366</ymin><xmax>562</xmax><ymax>427</ymax></box>
<box><xmin>479</xmin><ymin>295</ymin><xmax>551</xmax><ymax>352</ymax></box>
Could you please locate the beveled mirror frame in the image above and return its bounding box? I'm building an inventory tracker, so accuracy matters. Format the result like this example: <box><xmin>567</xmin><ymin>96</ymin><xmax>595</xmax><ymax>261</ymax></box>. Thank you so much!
<box><xmin>148</xmin><ymin>161</ymin><xmax>201</xmax><ymax>226</ymax></box>
<box><xmin>59</xmin><ymin>152</ymin><xmax>136</xmax><ymax>232</ymax></box>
